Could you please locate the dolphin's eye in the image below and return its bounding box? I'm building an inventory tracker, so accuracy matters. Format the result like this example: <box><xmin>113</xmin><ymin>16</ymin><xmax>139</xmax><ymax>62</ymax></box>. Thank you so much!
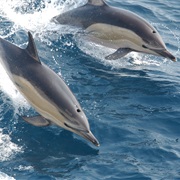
<box><xmin>152</xmin><ymin>30</ymin><xmax>156</xmax><ymax>33</ymax></box>
<box><xmin>77</xmin><ymin>109</ymin><xmax>81</xmax><ymax>113</ymax></box>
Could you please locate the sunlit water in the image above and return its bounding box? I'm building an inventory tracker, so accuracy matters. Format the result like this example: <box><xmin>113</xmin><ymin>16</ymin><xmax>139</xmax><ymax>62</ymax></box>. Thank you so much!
<box><xmin>0</xmin><ymin>0</ymin><xmax>180</xmax><ymax>179</ymax></box>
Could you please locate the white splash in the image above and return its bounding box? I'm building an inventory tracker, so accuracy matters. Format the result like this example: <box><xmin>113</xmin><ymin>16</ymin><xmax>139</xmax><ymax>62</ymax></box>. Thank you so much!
<box><xmin>0</xmin><ymin>172</ymin><xmax>15</xmax><ymax>180</ymax></box>
<box><xmin>0</xmin><ymin>63</ymin><xmax>30</xmax><ymax>109</ymax></box>
<box><xmin>76</xmin><ymin>37</ymin><xmax>162</xmax><ymax>69</ymax></box>
<box><xmin>0</xmin><ymin>129</ymin><xmax>22</xmax><ymax>162</ymax></box>
<box><xmin>15</xmin><ymin>165</ymin><xmax>34</xmax><ymax>172</ymax></box>
<box><xmin>0</xmin><ymin>0</ymin><xmax>84</xmax><ymax>33</ymax></box>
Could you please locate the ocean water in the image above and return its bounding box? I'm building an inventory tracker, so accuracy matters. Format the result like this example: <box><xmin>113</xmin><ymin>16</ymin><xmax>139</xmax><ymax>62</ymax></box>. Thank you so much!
<box><xmin>0</xmin><ymin>0</ymin><xmax>180</xmax><ymax>179</ymax></box>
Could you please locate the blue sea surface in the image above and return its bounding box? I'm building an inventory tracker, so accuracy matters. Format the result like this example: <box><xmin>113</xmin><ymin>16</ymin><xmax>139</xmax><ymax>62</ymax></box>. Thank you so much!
<box><xmin>0</xmin><ymin>0</ymin><xmax>180</xmax><ymax>179</ymax></box>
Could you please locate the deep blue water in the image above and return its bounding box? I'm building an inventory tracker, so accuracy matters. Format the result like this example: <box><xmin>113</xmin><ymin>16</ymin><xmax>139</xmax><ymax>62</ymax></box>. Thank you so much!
<box><xmin>0</xmin><ymin>0</ymin><xmax>180</xmax><ymax>179</ymax></box>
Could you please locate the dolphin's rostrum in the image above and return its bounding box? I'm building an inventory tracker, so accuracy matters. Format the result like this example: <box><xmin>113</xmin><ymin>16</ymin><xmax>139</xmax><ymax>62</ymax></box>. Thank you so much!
<box><xmin>0</xmin><ymin>32</ymin><xmax>99</xmax><ymax>147</ymax></box>
<box><xmin>52</xmin><ymin>0</ymin><xmax>176</xmax><ymax>61</ymax></box>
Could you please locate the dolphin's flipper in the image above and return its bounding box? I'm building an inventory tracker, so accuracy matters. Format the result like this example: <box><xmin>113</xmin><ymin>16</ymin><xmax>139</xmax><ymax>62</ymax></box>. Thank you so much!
<box><xmin>105</xmin><ymin>48</ymin><xmax>132</xmax><ymax>60</ymax></box>
<box><xmin>22</xmin><ymin>115</ymin><xmax>50</xmax><ymax>127</ymax></box>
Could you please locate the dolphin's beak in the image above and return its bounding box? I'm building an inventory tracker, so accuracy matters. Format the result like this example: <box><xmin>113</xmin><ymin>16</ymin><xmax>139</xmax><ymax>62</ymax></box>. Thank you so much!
<box><xmin>156</xmin><ymin>49</ymin><xmax>176</xmax><ymax>62</ymax></box>
<box><xmin>64</xmin><ymin>122</ymin><xmax>100</xmax><ymax>146</ymax></box>
<box><xmin>79</xmin><ymin>130</ymin><xmax>100</xmax><ymax>147</ymax></box>
<box><xmin>145</xmin><ymin>45</ymin><xmax>176</xmax><ymax>62</ymax></box>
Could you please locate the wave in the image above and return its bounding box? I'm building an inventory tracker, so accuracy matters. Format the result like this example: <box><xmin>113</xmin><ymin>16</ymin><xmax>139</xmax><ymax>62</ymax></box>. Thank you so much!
<box><xmin>0</xmin><ymin>128</ymin><xmax>22</xmax><ymax>162</ymax></box>
<box><xmin>0</xmin><ymin>172</ymin><xmax>15</xmax><ymax>180</ymax></box>
<box><xmin>0</xmin><ymin>0</ymin><xmax>84</xmax><ymax>33</ymax></box>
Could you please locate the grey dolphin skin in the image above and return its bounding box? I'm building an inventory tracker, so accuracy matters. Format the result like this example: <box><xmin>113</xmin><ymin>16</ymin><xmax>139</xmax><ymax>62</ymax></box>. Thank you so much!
<box><xmin>52</xmin><ymin>0</ymin><xmax>176</xmax><ymax>61</ymax></box>
<box><xmin>0</xmin><ymin>32</ymin><xmax>99</xmax><ymax>146</ymax></box>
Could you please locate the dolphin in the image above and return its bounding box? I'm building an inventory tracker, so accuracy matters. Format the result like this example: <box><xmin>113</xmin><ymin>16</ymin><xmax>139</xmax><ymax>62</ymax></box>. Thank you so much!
<box><xmin>0</xmin><ymin>32</ymin><xmax>99</xmax><ymax>146</ymax></box>
<box><xmin>52</xmin><ymin>0</ymin><xmax>176</xmax><ymax>61</ymax></box>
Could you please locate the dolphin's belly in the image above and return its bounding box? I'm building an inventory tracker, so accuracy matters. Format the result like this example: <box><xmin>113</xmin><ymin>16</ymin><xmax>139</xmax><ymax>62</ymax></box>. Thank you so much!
<box><xmin>13</xmin><ymin>75</ymin><xmax>65</xmax><ymax>125</ymax></box>
<box><xmin>84</xmin><ymin>23</ymin><xmax>145</xmax><ymax>50</ymax></box>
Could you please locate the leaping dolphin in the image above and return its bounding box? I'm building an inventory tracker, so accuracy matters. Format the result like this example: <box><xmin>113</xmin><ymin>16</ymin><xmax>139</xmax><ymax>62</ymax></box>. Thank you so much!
<box><xmin>52</xmin><ymin>0</ymin><xmax>176</xmax><ymax>61</ymax></box>
<box><xmin>0</xmin><ymin>32</ymin><xmax>99</xmax><ymax>146</ymax></box>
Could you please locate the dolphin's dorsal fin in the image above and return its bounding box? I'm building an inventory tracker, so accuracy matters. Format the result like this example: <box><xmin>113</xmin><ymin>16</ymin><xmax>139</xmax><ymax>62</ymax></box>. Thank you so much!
<box><xmin>88</xmin><ymin>0</ymin><xmax>106</xmax><ymax>6</ymax></box>
<box><xmin>26</xmin><ymin>32</ymin><xmax>41</xmax><ymax>64</ymax></box>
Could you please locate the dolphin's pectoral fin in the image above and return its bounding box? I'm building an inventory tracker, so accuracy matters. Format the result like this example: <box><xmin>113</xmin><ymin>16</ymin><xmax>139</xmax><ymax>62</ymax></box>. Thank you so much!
<box><xmin>22</xmin><ymin>115</ymin><xmax>50</xmax><ymax>127</ymax></box>
<box><xmin>105</xmin><ymin>48</ymin><xmax>132</xmax><ymax>60</ymax></box>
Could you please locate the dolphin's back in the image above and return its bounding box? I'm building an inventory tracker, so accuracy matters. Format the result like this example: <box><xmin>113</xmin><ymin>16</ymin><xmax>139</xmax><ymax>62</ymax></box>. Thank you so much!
<box><xmin>0</xmin><ymin>37</ymin><xmax>32</xmax><ymax>77</ymax></box>
<box><xmin>25</xmin><ymin>62</ymin><xmax>79</xmax><ymax>111</ymax></box>
<box><xmin>53</xmin><ymin>3</ymin><xmax>154</xmax><ymax>34</ymax></box>
<box><xmin>52</xmin><ymin>4</ymin><xmax>97</xmax><ymax>28</ymax></box>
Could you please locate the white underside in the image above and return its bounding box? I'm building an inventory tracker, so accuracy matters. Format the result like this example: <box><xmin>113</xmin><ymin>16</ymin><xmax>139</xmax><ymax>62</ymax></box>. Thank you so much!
<box><xmin>13</xmin><ymin>75</ymin><xmax>65</xmax><ymax>127</ymax></box>
<box><xmin>85</xmin><ymin>23</ymin><xmax>159</xmax><ymax>56</ymax></box>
